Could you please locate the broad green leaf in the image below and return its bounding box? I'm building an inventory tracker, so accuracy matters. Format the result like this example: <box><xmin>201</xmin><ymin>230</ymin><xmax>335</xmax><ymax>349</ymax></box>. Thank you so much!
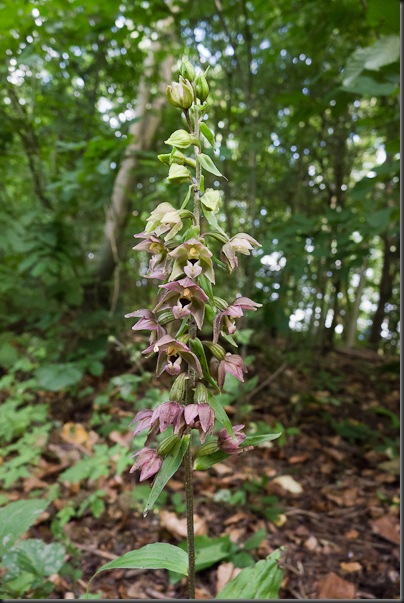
<box><xmin>342</xmin><ymin>75</ymin><xmax>399</xmax><ymax>97</ymax></box>
<box><xmin>243</xmin><ymin>433</ymin><xmax>282</xmax><ymax>447</ymax></box>
<box><xmin>216</xmin><ymin>548</ymin><xmax>284</xmax><ymax>599</ymax></box>
<box><xmin>35</xmin><ymin>363</ymin><xmax>83</xmax><ymax>391</ymax></box>
<box><xmin>0</xmin><ymin>499</ymin><xmax>48</xmax><ymax>557</ymax></box>
<box><xmin>197</xmin><ymin>153</ymin><xmax>224</xmax><ymax>178</ymax></box>
<box><xmin>93</xmin><ymin>543</ymin><xmax>189</xmax><ymax>577</ymax></box>
<box><xmin>200</xmin><ymin>122</ymin><xmax>215</xmax><ymax>146</ymax></box>
<box><xmin>2</xmin><ymin>539</ymin><xmax>65</xmax><ymax>579</ymax></box>
<box><xmin>144</xmin><ymin>435</ymin><xmax>190</xmax><ymax>515</ymax></box>
<box><xmin>207</xmin><ymin>392</ymin><xmax>234</xmax><ymax>437</ymax></box>
<box><xmin>189</xmin><ymin>338</ymin><xmax>220</xmax><ymax>392</ymax></box>
<box><xmin>342</xmin><ymin>35</ymin><xmax>400</xmax><ymax>86</ymax></box>
<box><xmin>243</xmin><ymin>528</ymin><xmax>267</xmax><ymax>551</ymax></box>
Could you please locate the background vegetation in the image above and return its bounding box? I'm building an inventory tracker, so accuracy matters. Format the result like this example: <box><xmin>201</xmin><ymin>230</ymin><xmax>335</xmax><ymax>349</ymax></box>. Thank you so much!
<box><xmin>0</xmin><ymin>0</ymin><xmax>399</xmax><ymax>599</ymax></box>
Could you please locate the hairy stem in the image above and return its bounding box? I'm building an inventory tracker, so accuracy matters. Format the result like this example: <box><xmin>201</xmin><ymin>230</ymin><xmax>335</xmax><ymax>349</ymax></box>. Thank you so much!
<box><xmin>182</xmin><ymin>100</ymin><xmax>202</xmax><ymax>599</ymax></box>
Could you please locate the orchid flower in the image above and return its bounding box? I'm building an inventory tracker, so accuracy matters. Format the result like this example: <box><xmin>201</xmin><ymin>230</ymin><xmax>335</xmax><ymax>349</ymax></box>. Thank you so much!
<box><xmin>221</xmin><ymin>233</ymin><xmax>261</xmax><ymax>272</ymax></box>
<box><xmin>213</xmin><ymin>297</ymin><xmax>262</xmax><ymax>342</ymax></box>
<box><xmin>169</xmin><ymin>238</ymin><xmax>215</xmax><ymax>283</ymax></box>
<box><xmin>154</xmin><ymin>277</ymin><xmax>208</xmax><ymax>329</ymax></box>
<box><xmin>143</xmin><ymin>334</ymin><xmax>203</xmax><ymax>378</ymax></box>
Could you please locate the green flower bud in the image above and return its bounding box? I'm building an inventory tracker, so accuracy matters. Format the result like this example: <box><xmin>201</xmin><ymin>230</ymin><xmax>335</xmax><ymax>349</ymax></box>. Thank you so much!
<box><xmin>177</xmin><ymin>333</ymin><xmax>189</xmax><ymax>345</ymax></box>
<box><xmin>180</xmin><ymin>58</ymin><xmax>196</xmax><ymax>82</ymax></box>
<box><xmin>170</xmin><ymin>372</ymin><xmax>188</xmax><ymax>401</ymax></box>
<box><xmin>167</xmin><ymin>164</ymin><xmax>193</xmax><ymax>184</ymax></box>
<box><xmin>166</xmin><ymin>76</ymin><xmax>194</xmax><ymax>110</ymax></box>
<box><xmin>165</xmin><ymin>129</ymin><xmax>199</xmax><ymax>149</ymax></box>
<box><xmin>157</xmin><ymin>434</ymin><xmax>180</xmax><ymax>456</ymax></box>
<box><xmin>213</xmin><ymin>296</ymin><xmax>229</xmax><ymax>311</ymax></box>
<box><xmin>201</xmin><ymin>188</ymin><xmax>221</xmax><ymax>212</ymax></box>
<box><xmin>195</xmin><ymin>440</ymin><xmax>219</xmax><ymax>458</ymax></box>
<box><xmin>169</xmin><ymin>149</ymin><xmax>186</xmax><ymax>165</ymax></box>
<box><xmin>195</xmin><ymin>73</ymin><xmax>209</xmax><ymax>102</ymax></box>
<box><xmin>194</xmin><ymin>382</ymin><xmax>208</xmax><ymax>404</ymax></box>
<box><xmin>157</xmin><ymin>153</ymin><xmax>171</xmax><ymax>166</ymax></box>
<box><xmin>158</xmin><ymin>310</ymin><xmax>175</xmax><ymax>325</ymax></box>
<box><xmin>202</xmin><ymin>340</ymin><xmax>226</xmax><ymax>360</ymax></box>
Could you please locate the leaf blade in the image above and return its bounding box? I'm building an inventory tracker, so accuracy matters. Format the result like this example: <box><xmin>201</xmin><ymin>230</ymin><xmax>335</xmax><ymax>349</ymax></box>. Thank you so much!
<box><xmin>93</xmin><ymin>543</ymin><xmax>189</xmax><ymax>577</ymax></box>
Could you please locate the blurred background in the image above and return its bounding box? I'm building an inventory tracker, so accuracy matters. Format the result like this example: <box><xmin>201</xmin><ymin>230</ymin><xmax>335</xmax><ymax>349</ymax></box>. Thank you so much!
<box><xmin>0</xmin><ymin>0</ymin><xmax>399</xmax><ymax>367</ymax></box>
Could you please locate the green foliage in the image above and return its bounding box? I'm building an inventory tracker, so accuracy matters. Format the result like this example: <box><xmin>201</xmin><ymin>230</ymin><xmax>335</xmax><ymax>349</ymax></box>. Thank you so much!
<box><xmin>0</xmin><ymin>499</ymin><xmax>48</xmax><ymax>557</ymax></box>
<box><xmin>216</xmin><ymin>548</ymin><xmax>284</xmax><ymax>599</ymax></box>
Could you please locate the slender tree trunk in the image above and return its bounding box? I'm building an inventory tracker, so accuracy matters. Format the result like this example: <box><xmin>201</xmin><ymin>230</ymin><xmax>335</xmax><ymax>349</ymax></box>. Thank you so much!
<box><xmin>91</xmin><ymin>19</ymin><xmax>175</xmax><ymax>302</ymax></box>
<box><xmin>368</xmin><ymin>236</ymin><xmax>395</xmax><ymax>348</ymax></box>
<box><xmin>345</xmin><ymin>259</ymin><xmax>368</xmax><ymax>347</ymax></box>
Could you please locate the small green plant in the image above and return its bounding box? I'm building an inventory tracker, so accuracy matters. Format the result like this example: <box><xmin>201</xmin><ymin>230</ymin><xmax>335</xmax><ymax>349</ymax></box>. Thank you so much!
<box><xmin>0</xmin><ymin>499</ymin><xmax>69</xmax><ymax>599</ymax></box>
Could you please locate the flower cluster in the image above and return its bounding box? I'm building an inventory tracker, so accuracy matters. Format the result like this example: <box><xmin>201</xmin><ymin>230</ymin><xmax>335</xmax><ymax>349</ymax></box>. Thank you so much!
<box><xmin>126</xmin><ymin>59</ymin><xmax>264</xmax><ymax>483</ymax></box>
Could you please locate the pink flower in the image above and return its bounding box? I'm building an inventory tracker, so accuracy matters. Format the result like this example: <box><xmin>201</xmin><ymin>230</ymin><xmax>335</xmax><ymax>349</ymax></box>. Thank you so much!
<box><xmin>213</xmin><ymin>297</ymin><xmax>262</xmax><ymax>342</ymax></box>
<box><xmin>221</xmin><ymin>233</ymin><xmax>261</xmax><ymax>272</ymax></box>
<box><xmin>184</xmin><ymin>403</ymin><xmax>215</xmax><ymax>443</ymax></box>
<box><xmin>143</xmin><ymin>334</ymin><xmax>203</xmax><ymax>378</ymax></box>
<box><xmin>133</xmin><ymin>233</ymin><xmax>171</xmax><ymax>281</ymax></box>
<box><xmin>154</xmin><ymin>277</ymin><xmax>208</xmax><ymax>329</ymax></box>
<box><xmin>210</xmin><ymin>353</ymin><xmax>248</xmax><ymax>389</ymax></box>
<box><xmin>129</xmin><ymin>447</ymin><xmax>163</xmax><ymax>481</ymax></box>
<box><xmin>169</xmin><ymin>238</ymin><xmax>215</xmax><ymax>283</ymax></box>
<box><xmin>218</xmin><ymin>424</ymin><xmax>252</xmax><ymax>455</ymax></box>
<box><xmin>131</xmin><ymin>402</ymin><xmax>185</xmax><ymax>443</ymax></box>
<box><xmin>125</xmin><ymin>309</ymin><xmax>166</xmax><ymax>343</ymax></box>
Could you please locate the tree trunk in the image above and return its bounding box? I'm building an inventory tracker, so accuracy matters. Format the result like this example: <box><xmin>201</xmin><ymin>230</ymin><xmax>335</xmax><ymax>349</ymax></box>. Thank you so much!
<box><xmin>368</xmin><ymin>236</ymin><xmax>395</xmax><ymax>348</ymax></box>
<box><xmin>345</xmin><ymin>259</ymin><xmax>368</xmax><ymax>347</ymax></box>
<box><xmin>91</xmin><ymin>18</ymin><xmax>175</xmax><ymax>303</ymax></box>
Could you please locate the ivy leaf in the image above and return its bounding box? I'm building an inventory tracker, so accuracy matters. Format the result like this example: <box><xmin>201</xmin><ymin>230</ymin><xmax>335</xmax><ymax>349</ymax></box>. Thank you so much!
<box><xmin>197</xmin><ymin>153</ymin><xmax>225</xmax><ymax>178</ymax></box>
<box><xmin>200</xmin><ymin>122</ymin><xmax>216</xmax><ymax>146</ymax></box>
<box><xmin>144</xmin><ymin>435</ymin><xmax>190</xmax><ymax>515</ymax></box>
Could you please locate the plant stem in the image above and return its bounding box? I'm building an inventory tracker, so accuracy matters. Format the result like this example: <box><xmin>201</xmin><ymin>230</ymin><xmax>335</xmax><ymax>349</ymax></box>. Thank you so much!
<box><xmin>182</xmin><ymin>100</ymin><xmax>202</xmax><ymax>599</ymax></box>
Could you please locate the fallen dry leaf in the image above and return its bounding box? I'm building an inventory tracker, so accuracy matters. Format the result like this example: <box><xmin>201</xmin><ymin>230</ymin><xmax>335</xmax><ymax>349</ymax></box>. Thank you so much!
<box><xmin>340</xmin><ymin>561</ymin><xmax>362</xmax><ymax>573</ymax></box>
<box><xmin>216</xmin><ymin>562</ymin><xmax>241</xmax><ymax>594</ymax></box>
<box><xmin>289</xmin><ymin>453</ymin><xmax>310</xmax><ymax>464</ymax></box>
<box><xmin>304</xmin><ymin>535</ymin><xmax>319</xmax><ymax>551</ymax></box>
<box><xmin>371</xmin><ymin>515</ymin><xmax>400</xmax><ymax>545</ymax></box>
<box><xmin>318</xmin><ymin>572</ymin><xmax>356</xmax><ymax>599</ymax></box>
<box><xmin>61</xmin><ymin>422</ymin><xmax>90</xmax><ymax>445</ymax></box>
<box><xmin>160</xmin><ymin>510</ymin><xmax>207</xmax><ymax>539</ymax></box>
<box><xmin>345</xmin><ymin>529</ymin><xmax>359</xmax><ymax>540</ymax></box>
<box><xmin>272</xmin><ymin>475</ymin><xmax>303</xmax><ymax>494</ymax></box>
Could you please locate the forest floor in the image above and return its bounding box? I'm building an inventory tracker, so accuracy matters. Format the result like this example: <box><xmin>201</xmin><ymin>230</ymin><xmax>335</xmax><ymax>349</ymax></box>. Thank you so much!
<box><xmin>17</xmin><ymin>345</ymin><xmax>400</xmax><ymax>600</ymax></box>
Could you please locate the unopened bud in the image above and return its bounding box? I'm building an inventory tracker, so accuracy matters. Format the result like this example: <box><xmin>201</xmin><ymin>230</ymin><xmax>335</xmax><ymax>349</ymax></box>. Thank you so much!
<box><xmin>213</xmin><ymin>297</ymin><xmax>228</xmax><ymax>311</ymax></box>
<box><xmin>195</xmin><ymin>440</ymin><xmax>219</xmax><ymax>458</ymax></box>
<box><xmin>158</xmin><ymin>153</ymin><xmax>171</xmax><ymax>166</ymax></box>
<box><xmin>167</xmin><ymin>164</ymin><xmax>192</xmax><ymax>184</ymax></box>
<box><xmin>169</xmin><ymin>149</ymin><xmax>186</xmax><ymax>165</ymax></box>
<box><xmin>165</xmin><ymin>129</ymin><xmax>199</xmax><ymax>150</ymax></box>
<box><xmin>201</xmin><ymin>188</ymin><xmax>221</xmax><ymax>212</ymax></box>
<box><xmin>170</xmin><ymin>372</ymin><xmax>188</xmax><ymax>401</ymax></box>
<box><xmin>158</xmin><ymin>310</ymin><xmax>175</xmax><ymax>325</ymax></box>
<box><xmin>203</xmin><ymin>341</ymin><xmax>226</xmax><ymax>360</ymax></box>
<box><xmin>180</xmin><ymin>58</ymin><xmax>195</xmax><ymax>82</ymax></box>
<box><xmin>177</xmin><ymin>333</ymin><xmax>190</xmax><ymax>345</ymax></box>
<box><xmin>166</xmin><ymin>77</ymin><xmax>194</xmax><ymax>109</ymax></box>
<box><xmin>194</xmin><ymin>383</ymin><xmax>208</xmax><ymax>404</ymax></box>
<box><xmin>157</xmin><ymin>434</ymin><xmax>180</xmax><ymax>456</ymax></box>
<box><xmin>195</xmin><ymin>73</ymin><xmax>209</xmax><ymax>102</ymax></box>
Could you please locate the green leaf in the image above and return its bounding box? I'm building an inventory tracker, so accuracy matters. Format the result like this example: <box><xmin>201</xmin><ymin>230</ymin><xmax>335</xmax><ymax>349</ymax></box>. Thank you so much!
<box><xmin>35</xmin><ymin>363</ymin><xmax>83</xmax><ymax>391</ymax></box>
<box><xmin>203</xmin><ymin>208</ymin><xmax>229</xmax><ymax>239</ymax></box>
<box><xmin>93</xmin><ymin>543</ymin><xmax>189</xmax><ymax>578</ymax></box>
<box><xmin>243</xmin><ymin>433</ymin><xmax>282</xmax><ymax>447</ymax></box>
<box><xmin>207</xmin><ymin>392</ymin><xmax>234</xmax><ymax>437</ymax></box>
<box><xmin>189</xmin><ymin>338</ymin><xmax>220</xmax><ymax>392</ymax></box>
<box><xmin>0</xmin><ymin>499</ymin><xmax>48</xmax><ymax>557</ymax></box>
<box><xmin>342</xmin><ymin>35</ymin><xmax>400</xmax><ymax>87</ymax></box>
<box><xmin>197</xmin><ymin>153</ymin><xmax>224</xmax><ymax>178</ymax></box>
<box><xmin>216</xmin><ymin>548</ymin><xmax>284</xmax><ymax>599</ymax></box>
<box><xmin>2</xmin><ymin>539</ymin><xmax>66</xmax><ymax>579</ymax></box>
<box><xmin>243</xmin><ymin>528</ymin><xmax>267</xmax><ymax>551</ymax></box>
<box><xmin>193</xmin><ymin>449</ymin><xmax>230</xmax><ymax>471</ymax></box>
<box><xmin>180</xmin><ymin>184</ymin><xmax>194</xmax><ymax>209</ymax></box>
<box><xmin>200</xmin><ymin>122</ymin><xmax>215</xmax><ymax>146</ymax></box>
<box><xmin>144</xmin><ymin>435</ymin><xmax>190</xmax><ymax>515</ymax></box>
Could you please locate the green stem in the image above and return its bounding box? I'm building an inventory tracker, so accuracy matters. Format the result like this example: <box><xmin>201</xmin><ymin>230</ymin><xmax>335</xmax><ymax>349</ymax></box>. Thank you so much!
<box><xmin>182</xmin><ymin>99</ymin><xmax>202</xmax><ymax>599</ymax></box>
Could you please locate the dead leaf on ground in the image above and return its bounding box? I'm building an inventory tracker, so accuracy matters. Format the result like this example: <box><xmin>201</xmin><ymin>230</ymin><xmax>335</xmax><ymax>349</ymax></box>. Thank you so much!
<box><xmin>371</xmin><ymin>515</ymin><xmax>400</xmax><ymax>545</ymax></box>
<box><xmin>289</xmin><ymin>453</ymin><xmax>310</xmax><ymax>464</ymax></box>
<box><xmin>216</xmin><ymin>562</ymin><xmax>241</xmax><ymax>594</ymax></box>
<box><xmin>317</xmin><ymin>572</ymin><xmax>356</xmax><ymax>599</ymax></box>
<box><xmin>340</xmin><ymin>561</ymin><xmax>362</xmax><ymax>573</ymax></box>
<box><xmin>345</xmin><ymin>529</ymin><xmax>359</xmax><ymax>539</ymax></box>
<box><xmin>272</xmin><ymin>475</ymin><xmax>303</xmax><ymax>494</ymax></box>
<box><xmin>304</xmin><ymin>535</ymin><xmax>319</xmax><ymax>551</ymax></box>
<box><xmin>160</xmin><ymin>510</ymin><xmax>207</xmax><ymax>539</ymax></box>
